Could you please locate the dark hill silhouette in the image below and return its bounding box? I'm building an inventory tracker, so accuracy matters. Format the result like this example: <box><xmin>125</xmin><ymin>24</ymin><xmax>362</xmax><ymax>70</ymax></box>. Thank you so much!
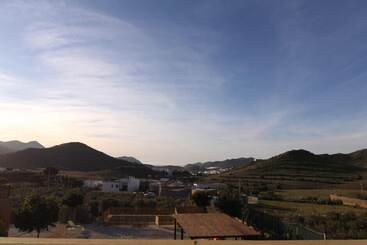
<box><xmin>0</xmin><ymin>145</ymin><xmax>12</xmax><ymax>155</ymax></box>
<box><xmin>0</xmin><ymin>142</ymin><xmax>153</xmax><ymax>173</ymax></box>
<box><xmin>117</xmin><ymin>156</ymin><xmax>143</xmax><ymax>164</ymax></box>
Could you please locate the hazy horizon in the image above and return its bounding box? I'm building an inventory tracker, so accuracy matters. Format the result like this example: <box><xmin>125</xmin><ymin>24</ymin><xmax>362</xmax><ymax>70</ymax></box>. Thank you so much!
<box><xmin>1</xmin><ymin>0</ymin><xmax>367</xmax><ymax>165</ymax></box>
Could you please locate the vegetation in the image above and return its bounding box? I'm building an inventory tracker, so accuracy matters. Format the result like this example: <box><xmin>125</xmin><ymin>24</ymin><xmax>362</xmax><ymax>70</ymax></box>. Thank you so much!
<box><xmin>305</xmin><ymin>212</ymin><xmax>367</xmax><ymax>239</ymax></box>
<box><xmin>62</xmin><ymin>190</ymin><xmax>84</xmax><ymax>208</ymax></box>
<box><xmin>215</xmin><ymin>189</ymin><xmax>242</xmax><ymax>218</ymax></box>
<box><xmin>14</xmin><ymin>194</ymin><xmax>59</xmax><ymax>238</ymax></box>
<box><xmin>0</xmin><ymin>219</ymin><xmax>7</xmax><ymax>237</ymax></box>
<box><xmin>192</xmin><ymin>191</ymin><xmax>210</xmax><ymax>207</ymax></box>
<box><xmin>61</xmin><ymin>190</ymin><xmax>84</xmax><ymax>222</ymax></box>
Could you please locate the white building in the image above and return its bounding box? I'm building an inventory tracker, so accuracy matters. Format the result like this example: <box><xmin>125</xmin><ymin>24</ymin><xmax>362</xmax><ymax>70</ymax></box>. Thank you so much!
<box><xmin>101</xmin><ymin>177</ymin><xmax>140</xmax><ymax>193</ymax></box>
<box><xmin>102</xmin><ymin>181</ymin><xmax>120</xmax><ymax>192</ymax></box>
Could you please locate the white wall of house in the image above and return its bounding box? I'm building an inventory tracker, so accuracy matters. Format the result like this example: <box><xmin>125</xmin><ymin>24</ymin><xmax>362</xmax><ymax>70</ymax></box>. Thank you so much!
<box><xmin>102</xmin><ymin>181</ymin><xmax>120</xmax><ymax>192</ymax></box>
<box><xmin>101</xmin><ymin>177</ymin><xmax>140</xmax><ymax>193</ymax></box>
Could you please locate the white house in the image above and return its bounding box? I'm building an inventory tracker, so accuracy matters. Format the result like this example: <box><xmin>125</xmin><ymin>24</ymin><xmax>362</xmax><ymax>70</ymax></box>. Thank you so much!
<box><xmin>101</xmin><ymin>177</ymin><xmax>140</xmax><ymax>193</ymax></box>
<box><xmin>102</xmin><ymin>181</ymin><xmax>120</xmax><ymax>192</ymax></box>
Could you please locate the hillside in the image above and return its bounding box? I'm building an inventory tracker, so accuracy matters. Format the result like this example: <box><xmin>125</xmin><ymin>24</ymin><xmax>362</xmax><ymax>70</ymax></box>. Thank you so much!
<box><xmin>117</xmin><ymin>156</ymin><xmax>143</xmax><ymax>164</ymax></box>
<box><xmin>0</xmin><ymin>142</ymin><xmax>154</xmax><ymax>174</ymax></box>
<box><xmin>0</xmin><ymin>145</ymin><xmax>12</xmax><ymax>155</ymax></box>
<box><xmin>0</xmin><ymin>140</ymin><xmax>44</xmax><ymax>153</ymax></box>
<box><xmin>209</xmin><ymin>149</ymin><xmax>367</xmax><ymax>189</ymax></box>
<box><xmin>185</xmin><ymin>157</ymin><xmax>254</xmax><ymax>174</ymax></box>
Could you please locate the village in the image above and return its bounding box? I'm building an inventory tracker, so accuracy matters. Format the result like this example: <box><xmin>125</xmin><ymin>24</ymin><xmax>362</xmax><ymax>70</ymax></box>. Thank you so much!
<box><xmin>0</xmin><ymin>167</ymin><xmax>264</xmax><ymax>240</ymax></box>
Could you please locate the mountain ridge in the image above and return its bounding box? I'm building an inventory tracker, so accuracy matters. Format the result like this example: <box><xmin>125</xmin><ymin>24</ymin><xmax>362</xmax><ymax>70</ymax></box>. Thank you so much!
<box><xmin>0</xmin><ymin>142</ymin><xmax>148</xmax><ymax>172</ymax></box>
<box><xmin>212</xmin><ymin>148</ymin><xmax>367</xmax><ymax>188</ymax></box>
<box><xmin>0</xmin><ymin>140</ymin><xmax>44</xmax><ymax>154</ymax></box>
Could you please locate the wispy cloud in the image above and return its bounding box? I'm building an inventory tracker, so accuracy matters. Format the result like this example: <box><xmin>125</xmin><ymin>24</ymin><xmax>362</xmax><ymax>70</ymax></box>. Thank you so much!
<box><xmin>0</xmin><ymin>0</ymin><xmax>366</xmax><ymax>164</ymax></box>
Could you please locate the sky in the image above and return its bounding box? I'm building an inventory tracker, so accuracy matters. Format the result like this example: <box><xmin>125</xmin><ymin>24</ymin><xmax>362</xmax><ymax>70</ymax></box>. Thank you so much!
<box><xmin>0</xmin><ymin>0</ymin><xmax>367</xmax><ymax>165</ymax></box>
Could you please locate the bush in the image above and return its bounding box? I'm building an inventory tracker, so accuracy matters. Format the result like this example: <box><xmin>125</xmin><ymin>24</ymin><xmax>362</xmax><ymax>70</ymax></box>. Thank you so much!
<box><xmin>192</xmin><ymin>191</ymin><xmax>211</xmax><ymax>207</ymax></box>
<box><xmin>102</xmin><ymin>198</ymin><xmax>121</xmax><ymax>211</ymax></box>
<box><xmin>58</xmin><ymin>205</ymin><xmax>73</xmax><ymax>223</ymax></box>
<box><xmin>306</xmin><ymin>212</ymin><xmax>367</xmax><ymax>239</ymax></box>
<box><xmin>58</xmin><ymin>205</ymin><xmax>91</xmax><ymax>224</ymax></box>
<box><xmin>62</xmin><ymin>190</ymin><xmax>84</xmax><ymax>208</ymax></box>
<box><xmin>215</xmin><ymin>196</ymin><xmax>242</xmax><ymax>217</ymax></box>
<box><xmin>0</xmin><ymin>219</ymin><xmax>7</xmax><ymax>237</ymax></box>
<box><xmin>75</xmin><ymin>206</ymin><xmax>92</xmax><ymax>224</ymax></box>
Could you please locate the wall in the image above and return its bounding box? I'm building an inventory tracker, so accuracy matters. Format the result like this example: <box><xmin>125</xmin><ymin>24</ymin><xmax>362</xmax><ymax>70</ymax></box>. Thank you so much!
<box><xmin>102</xmin><ymin>181</ymin><xmax>120</xmax><ymax>192</ymax></box>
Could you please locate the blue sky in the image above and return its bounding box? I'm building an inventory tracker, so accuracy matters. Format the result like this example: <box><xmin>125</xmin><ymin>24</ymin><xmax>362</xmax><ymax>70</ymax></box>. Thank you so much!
<box><xmin>0</xmin><ymin>0</ymin><xmax>367</xmax><ymax>164</ymax></box>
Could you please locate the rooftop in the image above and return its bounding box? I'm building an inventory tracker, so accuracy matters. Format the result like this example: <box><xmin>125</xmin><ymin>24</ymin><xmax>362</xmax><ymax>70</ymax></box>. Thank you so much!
<box><xmin>174</xmin><ymin>213</ymin><xmax>260</xmax><ymax>239</ymax></box>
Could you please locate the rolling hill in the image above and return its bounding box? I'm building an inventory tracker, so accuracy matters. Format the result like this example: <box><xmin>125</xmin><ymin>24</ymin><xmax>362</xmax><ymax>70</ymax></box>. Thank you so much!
<box><xmin>0</xmin><ymin>140</ymin><xmax>44</xmax><ymax>153</ymax></box>
<box><xmin>209</xmin><ymin>149</ymin><xmax>367</xmax><ymax>189</ymax></box>
<box><xmin>117</xmin><ymin>156</ymin><xmax>143</xmax><ymax>164</ymax></box>
<box><xmin>0</xmin><ymin>142</ymin><xmax>154</xmax><ymax>174</ymax></box>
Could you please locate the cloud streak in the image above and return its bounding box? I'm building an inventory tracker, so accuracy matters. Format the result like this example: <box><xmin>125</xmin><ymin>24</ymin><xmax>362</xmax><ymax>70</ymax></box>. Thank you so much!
<box><xmin>0</xmin><ymin>0</ymin><xmax>366</xmax><ymax>164</ymax></box>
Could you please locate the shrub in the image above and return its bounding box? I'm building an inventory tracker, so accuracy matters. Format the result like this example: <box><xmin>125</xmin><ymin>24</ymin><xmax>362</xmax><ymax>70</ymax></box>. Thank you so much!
<box><xmin>192</xmin><ymin>191</ymin><xmax>211</xmax><ymax>207</ymax></box>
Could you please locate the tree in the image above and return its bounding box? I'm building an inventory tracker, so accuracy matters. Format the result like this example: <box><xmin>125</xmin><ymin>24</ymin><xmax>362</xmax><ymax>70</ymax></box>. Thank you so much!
<box><xmin>0</xmin><ymin>219</ymin><xmax>7</xmax><ymax>237</ymax></box>
<box><xmin>62</xmin><ymin>190</ymin><xmax>84</xmax><ymax>207</ymax></box>
<box><xmin>215</xmin><ymin>188</ymin><xmax>242</xmax><ymax>217</ymax></box>
<box><xmin>192</xmin><ymin>191</ymin><xmax>211</xmax><ymax>207</ymax></box>
<box><xmin>62</xmin><ymin>190</ymin><xmax>84</xmax><ymax>221</ymax></box>
<box><xmin>14</xmin><ymin>195</ymin><xmax>59</xmax><ymax>238</ymax></box>
<box><xmin>89</xmin><ymin>201</ymin><xmax>100</xmax><ymax>218</ymax></box>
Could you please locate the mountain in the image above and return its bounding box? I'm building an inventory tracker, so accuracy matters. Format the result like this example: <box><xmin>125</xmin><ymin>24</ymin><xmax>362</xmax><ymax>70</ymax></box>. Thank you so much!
<box><xmin>117</xmin><ymin>156</ymin><xmax>142</xmax><ymax>164</ymax></box>
<box><xmin>185</xmin><ymin>157</ymin><xmax>255</xmax><ymax>173</ymax></box>
<box><xmin>0</xmin><ymin>145</ymin><xmax>12</xmax><ymax>155</ymax></box>
<box><xmin>210</xmin><ymin>149</ymin><xmax>367</xmax><ymax>188</ymax></box>
<box><xmin>0</xmin><ymin>140</ymin><xmax>44</xmax><ymax>153</ymax></box>
<box><xmin>0</xmin><ymin>142</ymin><xmax>153</xmax><ymax>173</ymax></box>
<box><xmin>146</xmin><ymin>164</ymin><xmax>186</xmax><ymax>172</ymax></box>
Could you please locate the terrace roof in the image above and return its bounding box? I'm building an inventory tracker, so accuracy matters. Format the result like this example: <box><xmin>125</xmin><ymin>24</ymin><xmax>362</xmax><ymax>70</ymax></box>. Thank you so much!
<box><xmin>173</xmin><ymin>213</ymin><xmax>260</xmax><ymax>239</ymax></box>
